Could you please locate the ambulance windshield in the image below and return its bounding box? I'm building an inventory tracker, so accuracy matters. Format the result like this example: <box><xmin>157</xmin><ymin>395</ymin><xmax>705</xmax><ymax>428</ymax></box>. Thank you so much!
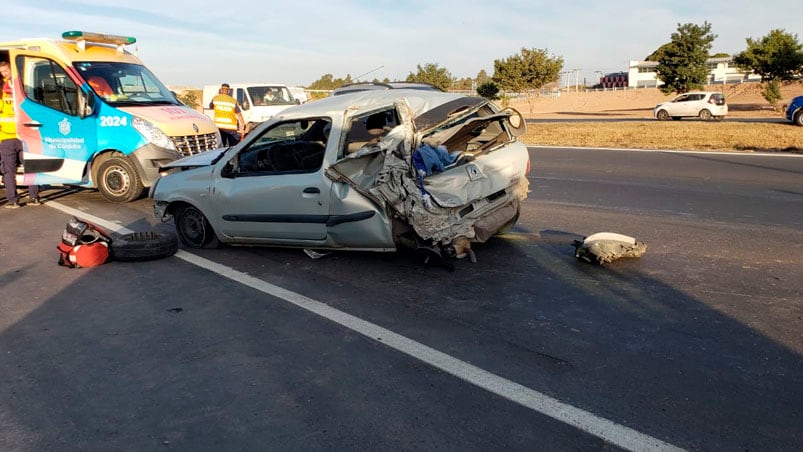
<box><xmin>73</xmin><ymin>61</ymin><xmax>180</xmax><ymax>106</ymax></box>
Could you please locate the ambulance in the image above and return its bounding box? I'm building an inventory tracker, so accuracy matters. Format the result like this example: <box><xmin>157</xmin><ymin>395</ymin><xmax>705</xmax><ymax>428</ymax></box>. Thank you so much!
<box><xmin>0</xmin><ymin>31</ymin><xmax>220</xmax><ymax>202</ymax></box>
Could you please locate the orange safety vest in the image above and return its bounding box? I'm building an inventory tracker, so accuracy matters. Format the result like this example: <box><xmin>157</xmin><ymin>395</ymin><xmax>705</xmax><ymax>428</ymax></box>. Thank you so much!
<box><xmin>211</xmin><ymin>93</ymin><xmax>238</xmax><ymax>131</ymax></box>
<box><xmin>0</xmin><ymin>79</ymin><xmax>16</xmax><ymax>140</ymax></box>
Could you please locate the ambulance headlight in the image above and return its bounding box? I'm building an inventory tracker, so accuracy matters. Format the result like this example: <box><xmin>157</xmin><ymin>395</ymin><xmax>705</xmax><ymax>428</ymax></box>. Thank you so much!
<box><xmin>132</xmin><ymin>117</ymin><xmax>176</xmax><ymax>151</ymax></box>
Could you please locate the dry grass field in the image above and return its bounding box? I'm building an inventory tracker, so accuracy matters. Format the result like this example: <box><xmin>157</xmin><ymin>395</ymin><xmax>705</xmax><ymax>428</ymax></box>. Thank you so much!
<box><xmin>510</xmin><ymin>81</ymin><xmax>803</xmax><ymax>152</ymax></box>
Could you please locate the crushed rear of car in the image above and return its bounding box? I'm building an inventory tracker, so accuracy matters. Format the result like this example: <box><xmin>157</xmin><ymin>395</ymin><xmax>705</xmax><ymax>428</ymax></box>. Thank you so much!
<box><xmin>152</xmin><ymin>90</ymin><xmax>530</xmax><ymax>263</ymax></box>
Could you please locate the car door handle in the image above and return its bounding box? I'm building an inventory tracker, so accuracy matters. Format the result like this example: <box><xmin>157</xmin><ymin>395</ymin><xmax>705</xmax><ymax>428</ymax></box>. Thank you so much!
<box><xmin>303</xmin><ymin>187</ymin><xmax>320</xmax><ymax>194</ymax></box>
<box><xmin>24</xmin><ymin>122</ymin><xmax>43</xmax><ymax>128</ymax></box>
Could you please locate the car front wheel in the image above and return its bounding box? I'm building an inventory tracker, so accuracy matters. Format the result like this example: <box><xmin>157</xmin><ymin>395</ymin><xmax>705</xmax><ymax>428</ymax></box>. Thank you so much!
<box><xmin>794</xmin><ymin>111</ymin><xmax>803</xmax><ymax>126</ymax></box>
<box><xmin>699</xmin><ymin>109</ymin><xmax>712</xmax><ymax>121</ymax></box>
<box><xmin>656</xmin><ymin>110</ymin><xmax>669</xmax><ymax>121</ymax></box>
<box><xmin>97</xmin><ymin>156</ymin><xmax>144</xmax><ymax>203</ymax></box>
<box><xmin>175</xmin><ymin>205</ymin><xmax>219</xmax><ymax>248</ymax></box>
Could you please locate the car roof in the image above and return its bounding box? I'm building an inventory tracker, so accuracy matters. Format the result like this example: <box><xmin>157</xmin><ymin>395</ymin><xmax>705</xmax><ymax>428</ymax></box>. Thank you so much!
<box><xmin>279</xmin><ymin>89</ymin><xmax>475</xmax><ymax>120</ymax></box>
<box><xmin>331</xmin><ymin>82</ymin><xmax>443</xmax><ymax>96</ymax></box>
<box><xmin>679</xmin><ymin>91</ymin><xmax>722</xmax><ymax>95</ymax></box>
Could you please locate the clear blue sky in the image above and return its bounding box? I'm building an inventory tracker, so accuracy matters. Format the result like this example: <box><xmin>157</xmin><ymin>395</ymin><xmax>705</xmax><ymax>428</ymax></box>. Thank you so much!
<box><xmin>5</xmin><ymin>1</ymin><xmax>802</xmax><ymax>88</ymax></box>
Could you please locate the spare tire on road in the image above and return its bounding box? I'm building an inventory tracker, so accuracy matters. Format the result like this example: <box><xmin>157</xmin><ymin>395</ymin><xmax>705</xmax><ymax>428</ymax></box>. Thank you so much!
<box><xmin>111</xmin><ymin>231</ymin><xmax>178</xmax><ymax>262</ymax></box>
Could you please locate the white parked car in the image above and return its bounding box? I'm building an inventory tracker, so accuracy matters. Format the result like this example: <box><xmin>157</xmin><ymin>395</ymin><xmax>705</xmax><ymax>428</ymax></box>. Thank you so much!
<box><xmin>654</xmin><ymin>91</ymin><xmax>727</xmax><ymax>121</ymax></box>
<box><xmin>152</xmin><ymin>90</ymin><xmax>530</xmax><ymax>263</ymax></box>
<box><xmin>288</xmin><ymin>86</ymin><xmax>308</xmax><ymax>104</ymax></box>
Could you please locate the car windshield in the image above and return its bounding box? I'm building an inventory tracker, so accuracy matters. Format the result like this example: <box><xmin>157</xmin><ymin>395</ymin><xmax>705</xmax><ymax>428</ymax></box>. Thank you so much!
<box><xmin>73</xmin><ymin>61</ymin><xmax>180</xmax><ymax>106</ymax></box>
<box><xmin>248</xmin><ymin>86</ymin><xmax>296</xmax><ymax>106</ymax></box>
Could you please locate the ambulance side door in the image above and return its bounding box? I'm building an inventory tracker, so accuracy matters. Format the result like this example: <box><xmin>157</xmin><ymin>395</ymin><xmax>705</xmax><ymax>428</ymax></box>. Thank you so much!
<box><xmin>14</xmin><ymin>54</ymin><xmax>96</xmax><ymax>184</ymax></box>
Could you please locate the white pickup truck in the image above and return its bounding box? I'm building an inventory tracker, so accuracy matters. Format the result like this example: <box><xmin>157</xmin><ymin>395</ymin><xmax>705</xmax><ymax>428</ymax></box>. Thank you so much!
<box><xmin>202</xmin><ymin>83</ymin><xmax>297</xmax><ymax>133</ymax></box>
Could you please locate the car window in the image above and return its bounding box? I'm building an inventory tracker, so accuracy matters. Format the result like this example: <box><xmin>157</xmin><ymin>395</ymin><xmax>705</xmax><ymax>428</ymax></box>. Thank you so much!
<box><xmin>19</xmin><ymin>55</ymin><xmax>80</xmax><ymax>115</ymax></box>
<box><xmin>231</xmin><ymin>118</ymin><xmax>331</xmax><ymax>175</ymax></box>
<box><xmin>343</xmin><ymin>109</ymin><xmax>399</xmax><ymax>156</ymax></box>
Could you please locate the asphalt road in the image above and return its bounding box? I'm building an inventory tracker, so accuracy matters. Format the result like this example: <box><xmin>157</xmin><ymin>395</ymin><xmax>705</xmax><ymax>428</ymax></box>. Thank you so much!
<box><xmin>1</xmin><ymin>147</ymin><xmax>801</xmax><ymax>451</ymax></box>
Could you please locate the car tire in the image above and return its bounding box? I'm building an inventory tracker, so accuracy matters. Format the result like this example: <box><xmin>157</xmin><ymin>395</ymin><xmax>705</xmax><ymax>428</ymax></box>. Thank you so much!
<box><xmin>699</xmin><ymin>109</ymin><xmax>712</xmax><ymax>121</ymax></box>
<box><xmin>97</xmin><ymin>156</ymin><xmax>144</xmax><ymax>203</ymax></box>
<box><xmin>794</xmin><ymin>111</ymin><xmax>803</xmax><ymax>127</ymax></box>
<box><xmin>175</xmin><ymin>205</ymin><xmax>219</xmax><ymax>249</ymax></box>
<box><xmin>111</xmin><ymin>231</ymin><xmax>178</xmax><ymax>262</ymax></box>
<box><xmin>656</xmin><ymin>110</ymin><xmax>669</xmax><ymax>121</ymax></box>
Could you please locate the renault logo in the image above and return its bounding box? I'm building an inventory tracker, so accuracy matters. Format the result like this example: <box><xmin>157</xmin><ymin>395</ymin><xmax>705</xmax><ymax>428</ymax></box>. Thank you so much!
<box><xmin>192</xmin><ymin>123</ymin><xmax>199</xmax><ymax>133</ymax></box>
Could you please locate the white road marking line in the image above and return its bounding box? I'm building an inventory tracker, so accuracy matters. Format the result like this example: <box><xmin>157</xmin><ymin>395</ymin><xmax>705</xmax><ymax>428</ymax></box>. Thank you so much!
<box><xmin>46</xmin><ymin>201</ymin><xmax>684</xmax><ymax>452</ymax></box>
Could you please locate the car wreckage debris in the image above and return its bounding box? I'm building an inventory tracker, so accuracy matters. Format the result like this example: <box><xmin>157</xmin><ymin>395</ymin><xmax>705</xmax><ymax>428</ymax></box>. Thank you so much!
<box><xmin>573</xmin><ymin>232</ymin><xmax>647</xmax><ymax>265</ymax></box>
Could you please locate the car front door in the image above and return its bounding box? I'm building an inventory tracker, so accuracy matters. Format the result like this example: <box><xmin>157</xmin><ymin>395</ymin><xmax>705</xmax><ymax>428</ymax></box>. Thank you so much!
<box><xmin>209</xmin><ymin>118</ymin><xmax>332</xmax><ymax>242</ymax></box>
<box><xmin>14</xmin><ymin>54</ymin><xmax>97</xmax><ymax>184</ymax></box>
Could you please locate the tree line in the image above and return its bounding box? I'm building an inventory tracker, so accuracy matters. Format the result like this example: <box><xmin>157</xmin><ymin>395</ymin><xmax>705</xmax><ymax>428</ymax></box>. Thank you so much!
<box><xmin>306</xmin><ymin>24</ymin><xmax>803</xmax><ymax>107</ymax></box>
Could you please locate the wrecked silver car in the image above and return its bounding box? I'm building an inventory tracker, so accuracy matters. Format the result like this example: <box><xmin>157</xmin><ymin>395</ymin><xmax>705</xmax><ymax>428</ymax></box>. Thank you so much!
<box><xmin>151</xmin><ymin>89</ymin><xmax>530</xmax><ymax>260</ymax></box>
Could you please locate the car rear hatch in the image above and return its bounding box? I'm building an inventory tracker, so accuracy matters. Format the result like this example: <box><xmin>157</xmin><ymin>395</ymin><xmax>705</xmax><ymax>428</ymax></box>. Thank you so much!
<box><xmin>710</xmin><ymin>93</ymin><xmax>726</xmax><ymax>105</ymax></box>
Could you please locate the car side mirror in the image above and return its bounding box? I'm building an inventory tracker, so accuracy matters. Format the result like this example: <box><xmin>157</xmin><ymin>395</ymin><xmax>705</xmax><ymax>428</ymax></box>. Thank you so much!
<box><xmin>78</xmin><ymin>89</ymin><xmax>95</xmax><ymax>118</ymax></box>
<box><xmin>221</xmin><ymin>159</ymin><xmax>236</xmax><ymax>178</ymax></box>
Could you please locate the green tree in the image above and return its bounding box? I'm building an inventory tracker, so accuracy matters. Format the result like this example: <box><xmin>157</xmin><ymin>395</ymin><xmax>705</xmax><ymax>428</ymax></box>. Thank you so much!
<box><xmin>762</xmin><ymin>78</ymin><xmax>783</xmax><ymax>108</ymax></box>
<box><xmin>645</xmin><ymin>43</ymin><xmax>672</xmax><ymax>61</ymax></box>
<box><xmin>405</xmin><ymin>63</ymin><xmax>454</xmax><ymax>91</ymax></box>
<box><xmin>475</xmin><ymin>69</ymin><xmax>490</xmax><ymax>86</ymax></box>
<box><xmin>476</xmin><ymin>81</ymin><xmax>499</xmax><ymax>100</ymax></box>
<box><xmin>176</xmin><ymin>90</ymin><xmax>199</xmax><ymax>109</ymax></box>
<box><xmin>309</xmin><ymin>73</ymin><xmax>354</xmax><ymax>91</ymax></box>
<box><xmin>453</xmin><ymin>77</ymin><xmax>473</xmax><ymax>91</ymax></box>
<box><xmin>733</xmin><ymin>29</ymin><xmax>803</xmax><ymax>81</ymax></box>
<box><xmin>492</xmin><ymin>47</ymin><xmax>563</xmax><ymax>113</ymax></box>
<box><xmin>655</xmin><ymin>22</ymin><xmax>717</xmax><ymax>94</ymax></box>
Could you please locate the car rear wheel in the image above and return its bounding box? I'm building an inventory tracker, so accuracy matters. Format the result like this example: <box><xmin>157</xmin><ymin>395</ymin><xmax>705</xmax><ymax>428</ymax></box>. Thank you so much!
<box><xmin>699</xmin><ymin>109</ymin><xmax>712</xmax><ymax>121</ymax></box>
<box><xmin>656</xmin><ymin>110</ymin><xmax>670</xmax><ymax>121</ymax></box>
<box><xmin>175</xmin><ymin>205</ymin><xmax>219</xmax><ymax>249</ymax></box>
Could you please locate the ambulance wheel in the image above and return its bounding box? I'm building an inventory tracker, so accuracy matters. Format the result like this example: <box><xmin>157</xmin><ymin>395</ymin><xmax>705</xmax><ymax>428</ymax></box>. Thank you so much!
<box><xmin>111</xmin><ymin>231</ymin><xmax>178</xmax><ymax>262</ymax></box>
<box><xmin>97</xmin><ymin>156</ymin><xmax>144</xmax><ymax>203</ymax></box>
<box><xmin>175</xmin><ymin>205</ymin><xmax>219</xmax><ymax>249</ymax></box>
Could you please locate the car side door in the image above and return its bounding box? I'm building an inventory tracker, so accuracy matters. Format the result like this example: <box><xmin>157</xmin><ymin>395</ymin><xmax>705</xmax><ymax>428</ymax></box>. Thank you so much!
<box><xmin>209</xmin><ymin>118</ymin><xmax>332</xmax><ymax>242</ymax></box>
<box><xmin>14</xmin><ymin>53</ymin><xmax>97</xmax><ymax>183</ymax></box>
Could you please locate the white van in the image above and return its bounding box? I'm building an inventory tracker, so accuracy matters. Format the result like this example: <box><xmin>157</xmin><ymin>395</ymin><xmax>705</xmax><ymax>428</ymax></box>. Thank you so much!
<box><xmin>202</xmin><ymin>83</ymin><xmax>295</xmax><ymax>133</ymax></box>
<box><xmin>0</xmin><ymin>30</ymin><xmax>219</xmax><ymax>202</ymax></box>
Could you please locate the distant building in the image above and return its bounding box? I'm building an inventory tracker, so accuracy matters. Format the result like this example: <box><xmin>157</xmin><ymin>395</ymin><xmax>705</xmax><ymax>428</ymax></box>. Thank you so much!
<box><xmin>626</xmin><ymin>57</ymin><xmax>762</xmax><ymax>88</ymax></box>
<box><xmin>599</xmin><ymin>72</ymin><xmax>628</xmax><ymax>89</ymax></box>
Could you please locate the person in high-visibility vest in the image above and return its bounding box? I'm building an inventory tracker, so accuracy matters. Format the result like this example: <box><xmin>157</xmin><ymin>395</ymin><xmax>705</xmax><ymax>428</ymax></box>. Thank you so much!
<box><xmin>209</xmin><ymin>83</ymin><xmax>245</xmax><ymax>146</ymax></box>
<box><xmin>0</xmin><ymin>60</ymin><xmax>41</xmax><ymax>208</ymax></box>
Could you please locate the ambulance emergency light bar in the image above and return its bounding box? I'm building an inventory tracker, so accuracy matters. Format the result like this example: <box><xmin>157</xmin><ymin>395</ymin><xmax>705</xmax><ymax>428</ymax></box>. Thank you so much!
<box><xmin>62</xmin><ymin>31</ymin><xmax>136</xmax><ymax>52</ymax></box>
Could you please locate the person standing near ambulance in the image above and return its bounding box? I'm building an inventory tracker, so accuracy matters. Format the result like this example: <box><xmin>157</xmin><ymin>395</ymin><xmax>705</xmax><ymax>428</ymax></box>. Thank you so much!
<box><xmin>0</xmin><ymin>60</ymin><xmax>41</xmax><ymax>208</ymax></box>
<box><xmin>210</xmin><ymin>83</ymin><xmax>245</xmax><ymax>147</ymax></box>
